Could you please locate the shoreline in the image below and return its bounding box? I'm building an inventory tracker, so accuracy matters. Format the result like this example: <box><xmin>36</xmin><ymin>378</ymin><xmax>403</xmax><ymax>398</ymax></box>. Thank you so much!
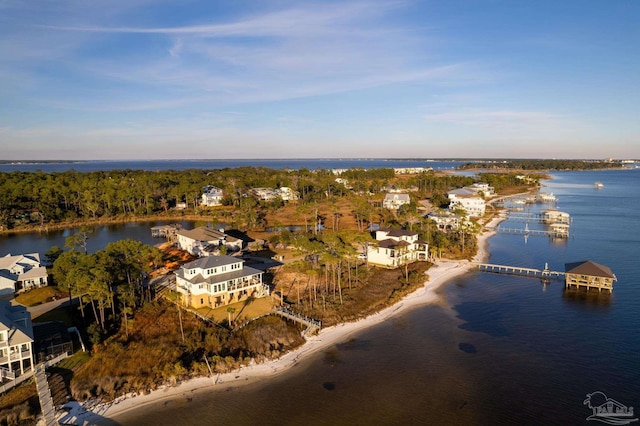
<box><xmin>56</xmin><ymin>212</ymin><xmax>506</xmax><ymax>426</ymax></box>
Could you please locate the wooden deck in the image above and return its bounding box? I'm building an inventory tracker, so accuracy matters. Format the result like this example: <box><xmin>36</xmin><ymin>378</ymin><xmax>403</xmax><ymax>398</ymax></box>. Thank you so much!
<box><xmin>472</xmin><ymin>262</ymin><xmax>566</xmax><ymax>280</ymax></box>
<box><xmin>490</xmin><ymin>223</ymin><xmax>569</xmax><ymax>238</ymax></box>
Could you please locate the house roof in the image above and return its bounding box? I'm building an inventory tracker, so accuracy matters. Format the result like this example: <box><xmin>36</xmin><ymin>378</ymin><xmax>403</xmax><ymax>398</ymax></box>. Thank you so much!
<box><xmin>182</xmin><ymin>255</ymin><xmax>244</xmax><ymax>271</ymax></box>
<box><xmin>448</xmin><ymin>188</ymin><xmax>479</xmax><ymax>198</ymax></box>
<box><xmin>565</xmin><ymin>261</ymin><xmax>616</xmax><ymax>279</ymax></box>
<box><xmin>383</xmin><ymin>193</ymin><xmax>410</xmax><ymax>202</ymax></box>
<box><xmin>177</xmin><ymin>226</ymin><xmax>226</xmax><ymax>241</ymax></box>
<box><xmin>0</xmin><ymin>300</ymin><xmax>34</xmax><ymax>343</ymax></box>
<box><xmin>177</xmin><ymin>265</ymin><xmax>263</xmax><ymax>284</ymax></box>
<box><xmin>20</xmin><ymin>266</ymin><xmax>48</xmax><ymax>280</ymax></box>
<box><xmin>379</xmin><ymin>228</ymin><xmax>417</xmax><ymax>238</ymax></box>
<box><xmin>0</xmin><ymin>253</ymin><xmax>41</xmax><ymax>270</ymax></box>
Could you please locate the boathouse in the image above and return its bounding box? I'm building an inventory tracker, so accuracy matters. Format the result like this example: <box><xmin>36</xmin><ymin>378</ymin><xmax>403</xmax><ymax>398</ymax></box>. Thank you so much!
<box><xmin>564</xmin><ymin>261</ymin><xmax>617</xmax><ymax>292</ymax></box>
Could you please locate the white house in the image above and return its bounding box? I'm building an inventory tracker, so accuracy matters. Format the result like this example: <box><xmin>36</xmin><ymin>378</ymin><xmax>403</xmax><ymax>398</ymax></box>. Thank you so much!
<box><xmin>201</xmin><ymin>185</ymin><xmax>224</xmax><ymax>207</ymax></box>
<box><xmin>427</xmin><ymin>210</ymin><xmax>462</xmax><ymax>232</ymax></box>
<box><xmin>383</xmin><ymin>193</ymin><xmax>411</xmax><ymax>210</ymax></box>
<box><xmin>366</xmin><ymin>228</ymin><xmax>428</xmax><ymax>268</ymax></box>
<box><xmin>0</xmin><ymin>253</ymin><xmax>48</xmax><ymax>294</ymax></box>
<box><xmin>0</xmin><ymin>300</ymin><xmax>34</xmax><ymax>376</ymax></box>
<box><xmin>176</xmin><ymin>227</ymin><xmax>243</xmax><ymax>257</ymax></box>
<box><xmin>465</xmin><ymin>183</ymin><xmax>495</xmax><ymax>197</ymax></box>
<box><xmin>175</xmin><ymin>255</ymin><xmax>268</xmax><ymax>309</ymax></box>
<box><xmin>447</xmin><ymin>188</ymin><xmax>486</xmax><ymax>217</ymax></box>
<box><xmin>276</xmin><ymin>187</ymin><xmax>299</xmax><ymax>201</ymax></box>
<box><xmin>251</xmin><ymin>188</ymin><xmax>278</xmax><ymax>201</ymax></box>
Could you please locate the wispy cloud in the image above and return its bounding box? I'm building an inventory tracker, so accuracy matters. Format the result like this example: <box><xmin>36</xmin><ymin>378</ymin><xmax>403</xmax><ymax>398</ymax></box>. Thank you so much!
<box><xmin>425</xmin><ymin>110</ymin><xmax>579</xmax><ymax>134</ymax></box>
<box><xmin>16</xmin><ymin>0</ymin><xmax>480</xmax><ymax>109</ymax></box>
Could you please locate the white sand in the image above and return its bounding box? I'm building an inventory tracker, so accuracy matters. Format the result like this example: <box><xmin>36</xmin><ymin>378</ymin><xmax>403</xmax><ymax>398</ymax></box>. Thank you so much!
<box><xmin>55</xmin><ymin>215</ymin><xmax>505</xmax><ymax>426</ymax></box>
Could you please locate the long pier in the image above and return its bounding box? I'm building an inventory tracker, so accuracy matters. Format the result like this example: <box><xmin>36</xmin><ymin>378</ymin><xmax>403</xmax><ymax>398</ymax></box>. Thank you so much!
<box><xmin>492</xmin><ymin>223</ymin><xmax>569</xmax><ymax>238</ymax></box>
<box><xmin>473</xmin><ymin>262</ymin><xmax>566</xmax><ymax>281</ymax></box>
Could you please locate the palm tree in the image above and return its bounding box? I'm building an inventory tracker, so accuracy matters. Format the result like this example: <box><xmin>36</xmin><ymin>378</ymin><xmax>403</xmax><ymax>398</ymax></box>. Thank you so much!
<box><xmin>226</xmin><ymin>306</ymin><xmax>236</xmax><ymax>326</ymax></box>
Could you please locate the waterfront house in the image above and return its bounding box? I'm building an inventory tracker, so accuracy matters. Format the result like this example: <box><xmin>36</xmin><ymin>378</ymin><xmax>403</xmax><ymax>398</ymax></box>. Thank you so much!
<box><xmin>176</xmin><ymin>227</ymin><xmax>243</xmax><ymax>257</ymax></box>
<box><xmin>564</xmin><ymin>260</ymin><xmax>617</xmax><ymax>292</ymax></box>
<box><xmin>383</xmin><ymin>193</ymin><xmax>411</xmax><ymax>210</ymax></box>
<box><xmin>367</xmin><ymin>228</ymin><xmax>428</xmax><ymax>268</ymax></box>
<box><xmin>447</xmin><ymin>188</ymin><xmax>486</xmax><ymax>217</ymax></box>
<box><xmin>175</xmin><ymin>255</ymin><xmax>268</xmax><ymax>308</ymax></box>
<box><xmin>201</xmin><ymin>185</ymin><xmax>224</xmax><ymax>207</ymax></box>
<box><xmin>0</xmin><ymin>253</ymin><xmax>48</xmax><ymax>294</ymax></box>
<box><xmin>427</xmin><ymin>210</ymin><xmax>462</xmax><ymax>232</ymax></box>
<box><xmin>465</xmin><ymin>182</ymin><xmax>495</xmax><ymax>197</ymax></box>
<box><xmin>393</xmin><ymin>167</ymin><xmax>432</xmax><ymax>175</ymax></box>
<box><xmin>0</xmin><ymin>300</ymin><xmax>34</xmax><ymax>377</ymax></box>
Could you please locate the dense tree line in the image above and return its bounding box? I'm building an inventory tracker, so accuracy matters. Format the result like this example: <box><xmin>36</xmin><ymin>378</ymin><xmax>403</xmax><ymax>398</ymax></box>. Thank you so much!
<box><xmin>459</xmin><ymin>159</ymin><xmax>624</xmax><ymax>170</ymax></box>
<box><xmin>0</xmin><ymin>167</ymin><xmax>415</xmax><ymax>230</ymax></box>
<box><xmin>51</xmin><ymin>237</ymin><xmax>163</xmax><ymax>342</ymax></box>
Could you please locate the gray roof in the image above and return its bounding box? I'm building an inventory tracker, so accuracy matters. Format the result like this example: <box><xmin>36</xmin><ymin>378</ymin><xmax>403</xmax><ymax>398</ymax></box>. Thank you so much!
<box><xmin>379</xmin><ymin>228</ymin><xmax>417</xmax><ymax>238</ymax></box>
<box><xmin>177</xmin><ymin>226</ymin><xmax>239</xmax><ymax>243</ymax></box>
<box><xmin>0</xmin><ymin>253</ymin><xmax>41</xmax><ymax>270</ymax></box>
<box><xmin>182</xmin><ymin>255</ymin><xmax>244</xmax><ymax>270</ymax></box>
<box><xmin>565</xmin><ymin>261</ymin><xmax>616</xmax><ymax>279</ymax></box>
<box><xmin>384</xmin><ymin>193</ymin><xmax>410</xmax><ymax>202</ymax></box>
<box><xmin>448</xmin><ymin>188</ymin><xmax>478</xmax><ymax>197</ymax></box>
<box><xmin>20</xmin><ymin>266</ymin><xmax>48</xmax><ymax>280</ymax></box>
<box><xmin>0</xmin><ymin>300</ymin><xmax>34</xmax><ymax>344</ymax></box>
<box><xmin>177</xmin><ymin>265</ymin><xmax>263</xmax><ymax>284</ymax></box>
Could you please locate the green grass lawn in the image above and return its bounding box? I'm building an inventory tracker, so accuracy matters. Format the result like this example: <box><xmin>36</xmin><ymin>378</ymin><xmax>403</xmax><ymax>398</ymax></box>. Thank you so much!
<box><xmin>14</xmin><ymin>286</ymin><xmax>67</xmax><ymax>307</ymax></box>
<box><xmin>195</xmin><ymin>296</ymin><xmax>277</xmax><ymax>324</ymax></box>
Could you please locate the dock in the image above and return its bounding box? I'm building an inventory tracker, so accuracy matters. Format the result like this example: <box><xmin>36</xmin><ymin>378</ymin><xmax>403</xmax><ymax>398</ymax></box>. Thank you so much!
<box><xmin>506</xmin><ymin>210</ymin><xmax>571</xmax><ymax>224</ymax></box>
<box><xmin>473</xmin><ymin>262</ymin><xmax>565</xmax><ymax>280</ymax></box>
<box><xmin>490</xmin><ymin>223</ymin><xmax>569</xmax><ymax>238</ymax></box>
<box><xmin>474</xmin><ymin>260</ymin><xmax>617</xmax><ymax>293</ymax></box>
<box><xmin>274</xmin><ymin>306</ymin><xmax>321</xmax><ymax>335</ymax></box>
<box><xmin>151</xmin><ymin>224</ymin><xmax>182</xmax><ymax>242</ymax></box>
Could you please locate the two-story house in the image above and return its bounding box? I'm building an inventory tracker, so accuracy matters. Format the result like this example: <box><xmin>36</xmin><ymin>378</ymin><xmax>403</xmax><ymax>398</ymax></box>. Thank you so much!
<box><xmin>382</xmin><ymin>193</ymin><xmax>411</xmax><ymax>210</ymax></box>
<box><xmin>366</xmin><ymin>228</ymin><xmax>428</xmax><ymax>268</ymax></box>
<box><xmin>447</xmin><ymin>188</ymin><xmax>486</xmax><ymax>217</ymax></box>
<box><xmin>465</xmin><ymin>182</ymin><xmax>495</xmax><ymax>197</ymax></box>
<box><xmin>0</xmin><ymin>300</ymin><xmax>34</xmax><ymax>377</ymax></box>
<box><xmin>175</xmin><ymin>255</ymin><xmax>268</xmax><ymax>308</ymax></box>
<box><xmin>0</xmin><ymin>253</ymin><xmax>48</xmax><ymax>294</ymax></box>
<box><xmin>201</xmin><ymin>185</ymin><xmax>224</xmax><ymax>207</ymax></box>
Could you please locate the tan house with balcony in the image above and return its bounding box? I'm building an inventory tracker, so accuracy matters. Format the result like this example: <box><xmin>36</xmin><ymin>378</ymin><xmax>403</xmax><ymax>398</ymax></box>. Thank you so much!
<box><xmin>0</xmin><ymin>300</ymin><xmax>34</xmax><ymax>377</ymax></box>
<box><xmin>175</xmin><ymin>255</ymin><xmax>268</xmax><ymax>309</ymax></box>
<box><xmin>366</xmin><ymin>228</ymin><xmax>428</xmax><ymax>268</ymax></box>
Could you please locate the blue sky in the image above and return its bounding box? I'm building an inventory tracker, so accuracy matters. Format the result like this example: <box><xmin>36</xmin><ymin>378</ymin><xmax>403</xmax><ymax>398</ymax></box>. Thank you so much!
<box><xmin>1</xmin><ymin>0</ymin><xmax>638</xmax><ymax>160</ymax></box>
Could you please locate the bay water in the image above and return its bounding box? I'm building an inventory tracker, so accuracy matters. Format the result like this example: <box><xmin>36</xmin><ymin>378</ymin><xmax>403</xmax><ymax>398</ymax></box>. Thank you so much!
<box><xmin>112</xmin><ymin>168</ymin><xmax>640</xmax><ymax>425</ymax></box>
<box><xmin>2</xmin><ymin>167</ymin><xmax>638</xmax><ymax>425</ymax></box>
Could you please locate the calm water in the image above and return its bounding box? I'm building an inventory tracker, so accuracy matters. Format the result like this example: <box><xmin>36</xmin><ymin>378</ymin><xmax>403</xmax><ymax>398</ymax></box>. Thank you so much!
<box><xmin>0</xmin><ymin>220</ymin><xmax>202</xmax><ymax>257</ymax></box>
<box><xmin>0</xmin><ymin>159</ymin><xmax>465</xmax><ymax>173</ymax></box>
<box><xmin>113</xmin><ymin>168</ymin><xmax>640</xmax><ymax>426</ymax></box>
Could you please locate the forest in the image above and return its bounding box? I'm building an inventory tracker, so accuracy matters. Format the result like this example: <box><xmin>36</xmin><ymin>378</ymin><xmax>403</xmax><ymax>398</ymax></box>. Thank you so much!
<box><xmin>459</xmin><ymin>159</ymin><xmax>625</xmax><ymax>171</ymax></box>
<box><xmin>0</xmin><ymin>167</ymin><xmax>477</xmax><ymax>231</ymax></box>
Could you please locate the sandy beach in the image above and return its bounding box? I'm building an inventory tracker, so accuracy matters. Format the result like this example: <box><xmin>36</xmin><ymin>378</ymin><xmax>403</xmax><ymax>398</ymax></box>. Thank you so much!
<box><xmin>54</xmin><ymin>214</ymin><xmax>505</xmax><ymax>426</ymax></box>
